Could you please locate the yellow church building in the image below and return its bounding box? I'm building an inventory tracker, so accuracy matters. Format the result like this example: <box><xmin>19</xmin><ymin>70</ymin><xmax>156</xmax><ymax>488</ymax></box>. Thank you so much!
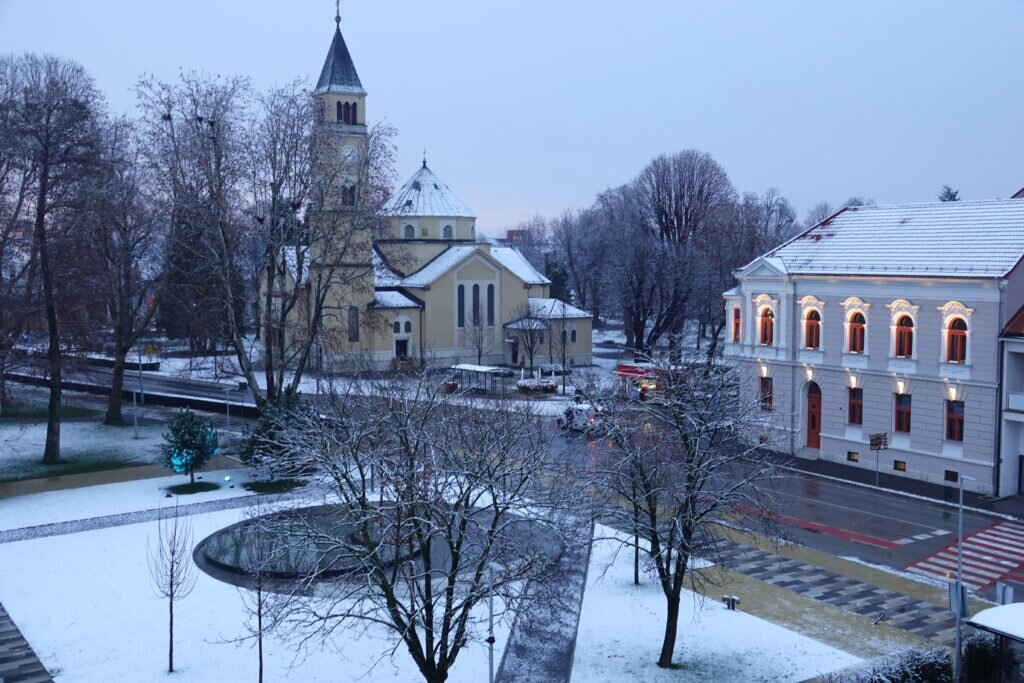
<box><xmin>266</xmin><ymin>16</ymin><xmax>592</xmax><ymax>372</ymax></box>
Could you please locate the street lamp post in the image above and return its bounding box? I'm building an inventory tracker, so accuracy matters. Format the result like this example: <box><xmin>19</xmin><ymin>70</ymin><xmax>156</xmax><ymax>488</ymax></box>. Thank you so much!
<box><xmin>954</xmin><ymin>473</ymin><xmax>977</xmax><ymax>683</ymax></box>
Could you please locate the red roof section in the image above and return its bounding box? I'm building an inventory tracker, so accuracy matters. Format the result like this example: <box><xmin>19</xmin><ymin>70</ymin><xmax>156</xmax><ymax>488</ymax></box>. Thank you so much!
<box><xmin>1003</xmin><ymin>304</ymin><xmax>1024</xmax><ymax>337</ymax></box>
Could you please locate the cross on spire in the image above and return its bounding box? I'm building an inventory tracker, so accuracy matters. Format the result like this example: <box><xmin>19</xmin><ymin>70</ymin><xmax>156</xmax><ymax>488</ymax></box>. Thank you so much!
<box><xmin>423</xmin><ymin>149</ymin><xmax>428</xmax><ymax>167</ymax></box>
<box><xmin>335</xmin><ymin>0</ymin><xmax>341</xmax><ymax>27</ymax></box>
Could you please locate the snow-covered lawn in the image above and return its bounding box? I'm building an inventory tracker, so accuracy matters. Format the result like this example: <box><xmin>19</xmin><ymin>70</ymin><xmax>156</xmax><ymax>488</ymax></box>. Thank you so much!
<box><xmin>0</xmin><ymin>467</ymin><xmax>253</xmax><ymax>531</ymax></box>
<box><xmin>0</xmin><ymin>506</ymin><xmax>508</xmax><ymax>682</ymax></box>
<box><xmin>571</xmin><ymin>528</ymin><xmax>862</xmax><ymax>682</ymax></box>
<box><xmin>0</xmin><ymin>420</ymin><xmax>164</xmax><ymax>481</ymax></box>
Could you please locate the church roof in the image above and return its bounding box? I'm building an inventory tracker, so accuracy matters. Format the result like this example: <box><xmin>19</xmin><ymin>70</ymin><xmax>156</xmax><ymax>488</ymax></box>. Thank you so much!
<box><xmin>315</xmin><ymin>26</ymin><xmax>367</xmax><ymax>96</ymax></box>
<box><xmin>489</xmin><ymin>247</ymin><xmax>550</xmax><ymax>285</ymax></box>
<box><xmin>383</xmin><ymin>164</ymin><xmax>476</xmax><ymax>218</ymax></box>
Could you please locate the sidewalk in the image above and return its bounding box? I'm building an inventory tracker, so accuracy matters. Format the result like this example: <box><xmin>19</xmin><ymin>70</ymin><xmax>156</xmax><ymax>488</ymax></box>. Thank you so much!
<box><xmin>785</xmin><ymin>455</ymin><xmax>1024</xmax><ymax>519</ymax></box>
<box><xmin>0</xmin><ymin>602</ymin><xmax>51</xmax><ymax>683</ymax></box>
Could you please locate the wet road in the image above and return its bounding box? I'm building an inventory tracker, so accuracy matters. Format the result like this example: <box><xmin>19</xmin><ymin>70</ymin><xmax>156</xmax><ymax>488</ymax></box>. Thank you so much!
<box><xmin>549</xmin><ymin>428</ymin><xmax>1024</xmax><ymax>603</ymax></box>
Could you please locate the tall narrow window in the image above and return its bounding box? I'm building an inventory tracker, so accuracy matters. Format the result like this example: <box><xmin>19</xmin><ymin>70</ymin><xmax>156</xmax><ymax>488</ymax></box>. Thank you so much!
<box><xmin>570</xmin><ymin>328</ymin><xmax>577</xmax><ymax>343</ymax></box>
<box><xmin>895</xmin><ymin>316</ymin><xmax>914</xmax><ymax>358</ymax></box>
<box><xmin>404</xmin><ymin>321</ymin><xmax>412</xmax><ymax>334</ymax></box>
<box><xmin>849</xmin><ymin>312</ymin><xmax>866</xmax><ymax>353</ymax></box>
<box><xmin>404</xmin><ymin>224</ymin><xmax>415</xmax><ymax>239</ymax></box>
<box><xmin>946</xmin><ymin>400</ymin><xmax>965</xmax><ymax>441</ymax></box>
<box><xmin>486</xmin><ymin>284</ymin><xmax>495</xmax><ymax>326</ymax></box>
<box><xmin>443</xmin><ymin>224</ymin><xmax>454</xmax><ymax>240</ymax></box>
<box><xmin>759</xmin><ymin>377</ymin><xmax>773</xmax><ymax>411</ymax></box>
<box><xmin>457</xmin><ymin>285</ymin><xmax>465</xmax><ymax>328</ymax></box>
<box><xmin>948</xmin><ymin>318</ymin><xmax>967</xmax><ymax>363</ymax></box>
<box><xmin>732</xmin><ymin>307</ymin><xmax>741</xmax><ymax>343</ymax></box>
<box><xmin>336</xmin><ymin>101</ymin><xmax>343</xmax><ymax>122</ymax></box>
<box><xmin>472</xmin><ymin>284</ymin><xmax>481</xmax><ymax>326</ymax></box>
<box><xmin>392</xmin><ymin>321</ymin><xmax>401</xmax><ymax>334</ymax></box>
<box><xmin>347</xmin><ymin>306</ymin><xmax>359</xmax><ymax>342</ymax></box>
<box><xmin>805</xmin><ymin>310</ymin><xmax>821</xmax><ymax>349</ymax></box>
<box><xmin>759</xmin><ymin>309</ymin><xmax>774</xmax><ymax>346</ymax></box>
<box><xmin>351</xmin><ymin>102</ymin><xmax>357</xmax><ymax>124</ymax></box>
<box><xmin>895</xmin><ymin>394</ymin><xmax>912</xmax><ymax>433</ymax></box>
<box><xmin>848</xmin><ymin>388</ymin><xmax>863</xmax><ymax>425</ymax></box>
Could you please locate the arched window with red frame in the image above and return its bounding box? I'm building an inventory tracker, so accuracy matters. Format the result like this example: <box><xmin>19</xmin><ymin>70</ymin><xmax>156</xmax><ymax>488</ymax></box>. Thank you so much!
<box><xmin>732</xmin><ymin>308</ymin><xmax>741</xmax><ymax>343</ymax></box>
<box><xmin>759</xmin><ymin>308</ymin><xmax>774</xmax><ymax>346</ymax></box>
<box><xmin>805</xmin><ymin>310</ymin><xmax>821</xmax><ymax>349</ymax></box>
<box><xmin>948</xmin><ymin>318</ymin><xmax>967</xmax><ymax>363</ymax></box>
<box><xmin>895</xmin><ymin>315</ymin><xmax>914</xmax><ymax>358</ymax></box>
<box><xmin>849</xmin><ymin>312</ymin><xmax>865</xmax><ymax>353</ymax></box>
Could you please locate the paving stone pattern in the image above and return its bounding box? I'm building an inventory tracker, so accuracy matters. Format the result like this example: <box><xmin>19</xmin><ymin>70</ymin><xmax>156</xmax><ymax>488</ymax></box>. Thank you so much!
<box><xmin>0</xmin><ymin>603</ymin><xmax>51</xmax><ymax>683</ymax></box>
<box><xmin>718</xmin><ymin>541</ymin><xmax>958</xmax><ymax>643</ymax></box>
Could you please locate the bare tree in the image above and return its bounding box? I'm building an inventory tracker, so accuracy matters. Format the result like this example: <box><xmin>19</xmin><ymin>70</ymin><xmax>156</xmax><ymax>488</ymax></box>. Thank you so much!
<box><xmin>148</xmin><ymin>503</ymin><xmax>198</xmax><ymax>674</ymax></box>
<box><xmin>84</xmin><ymin>117</ymin><xmax>163</xmax><ymax>424</ymax></box>
<box><xmin>465</xmin><ymin>318</ymin><xmax>488</xmax><ymax>366</ymax></box>
<box><xmin>3</xmin><ymin>54</ymin><xmax>104</xmax><ymax>464</ymax></box>
<box><xmin>803</xmin><ymin>201</ymin><xmax>835</xmax><ymax>228</ymax></box>
<box><xmin>505</xmin><ymin>302</ymin><xmax>547</xmax><ymax>372</ymax></box>
<box><xmin>254</xmin><ymin>372</ymin><xmax>578</xmax><ymax>683</ymax></box>
<box><xmin>591</xmin><ymin>355</ymin><xmax>784</xmax><ymax>669</ymax></box>
<box><xmin>0</xmin><ymin>57</ymin><xmax>39</xmax><ymax>409</ymax></box>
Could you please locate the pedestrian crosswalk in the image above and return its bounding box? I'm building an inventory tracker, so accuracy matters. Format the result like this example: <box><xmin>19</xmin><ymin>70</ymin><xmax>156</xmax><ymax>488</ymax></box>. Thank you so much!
<box><xmin>905</xmin><ymin>521</ymin><xmax>1024</xmax><ymax>590</ymax></box>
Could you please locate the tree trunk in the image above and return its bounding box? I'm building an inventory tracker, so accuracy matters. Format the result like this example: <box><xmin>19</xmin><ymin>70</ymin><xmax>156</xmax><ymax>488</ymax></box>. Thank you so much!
<box><xmin>104</xmin><ymin>353</ymin><xmax>127</xmax><ymax>425</ymax></box>
<box><xmin>35</xmin><ymin>161</ymin><xmax>61</xmax><ymax>465</ymax></box>
<box><xmin>657</xmin><ymin>593</ymin><xmax>681</xmax><ymax>668</ymax></box>
<box><xmin>257</xmin><ymin>586</ymin><xmax>264</xmax><ymax>683</ymax></box>
<box><xmin>168</xmin><ymin>597</ymin><xmax>175</xmax><ymax>673</ymax></box>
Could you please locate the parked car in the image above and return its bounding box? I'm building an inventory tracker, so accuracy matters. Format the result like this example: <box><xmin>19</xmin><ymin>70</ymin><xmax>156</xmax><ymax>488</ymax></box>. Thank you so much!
<box><xmin>557</xmin><ymin>403</ymin><xmax>607</xmax><ymax>434</ymax></box>
<box><xmin>540</xmin><ymin>364</ymin><xmax>572</xmax><ymax>376</ymax></box>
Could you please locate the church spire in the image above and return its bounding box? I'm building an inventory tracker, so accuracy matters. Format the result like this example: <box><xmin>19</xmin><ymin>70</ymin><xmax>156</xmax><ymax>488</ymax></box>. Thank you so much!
<box><xmin>315</xmin><ymin>5</ymin><xmax>367</xmax><ymax>96</ymax></box>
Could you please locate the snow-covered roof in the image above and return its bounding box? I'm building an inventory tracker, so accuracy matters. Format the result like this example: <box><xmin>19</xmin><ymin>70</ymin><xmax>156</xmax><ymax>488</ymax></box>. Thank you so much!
<box><xmin>505</xmin><ymin>318</ymin><xmax>550</xmax><ymax>331</ymax></box>
<box><xmin>757</xmin><ymin>199</ymin><xmax>1024</xmax><ymax>279</ymax></box>
<box><xmin>372</xmin><ymin>291</ymin><xmax>421</xmax><ymax>309</ymax></box>
<box><xmin>315</xmin><ymin>26</ymin><xmax>367</xmax><ymax>95</ymax></box>
<box><xmin>373</xmin><ymin>249</ymin><xmax>402</xmax><ymax>287</ymax></box>
<box><xmin>399</xmin><ymin>246</ymin><xmax>477</xmax><ymax>288</ymax></box>
<box><xmin>967</xmin><ymin>603</ymin><xmax>1024</xmax><ymax>640</ymax></box>
<box><xmin>490</xmin><ymin>247</ymin><xmax>550</xmax><ymax>285</ymax></box>
<box><xmin>526</xmin><ymin>298</ymin><xmax>591</xmax><ymax>320</ymax></box>
<box><xmin>382</xmin><ymin>164</ymin><xmax>475</xmax><ymax>219</ymax></box>
<box><xmin>281</xmin><ymin>246</ymin><xmax>308</xmax><ymax>287</ymax></box>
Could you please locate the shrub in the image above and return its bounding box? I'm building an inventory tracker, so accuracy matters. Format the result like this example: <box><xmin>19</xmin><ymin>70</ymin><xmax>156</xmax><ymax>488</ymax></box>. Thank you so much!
<box><xmin>819</xmin><ymin>647</ymin><xmax>951</xmax><ymax>683</ymax></box>
<box><xmin>161</xmin><ymin>410</ymin><xmax>218</xmax><ymax>484</ymax></box>
<box><xmin>963</xmin><ymin>632</ymin><xmax>999</xmax><ymax>682</ymax></box>
<box><xmin>241</xmin><ymin>390</ymin><xmax>312</xmax><ymax>478</ymax></box>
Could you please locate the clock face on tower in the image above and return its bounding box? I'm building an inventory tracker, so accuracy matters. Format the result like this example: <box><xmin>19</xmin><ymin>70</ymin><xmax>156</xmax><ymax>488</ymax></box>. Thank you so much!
<box><xmin>341</xmin><ymin>145</ymin><xmax>357</xmax><ymax>164</ymax></box>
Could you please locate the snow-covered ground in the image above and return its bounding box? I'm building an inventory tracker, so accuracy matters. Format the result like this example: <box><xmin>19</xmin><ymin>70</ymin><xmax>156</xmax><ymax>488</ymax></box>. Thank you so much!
<box><xmin>571</xmin><ymin>527</ymin><xmax>862</xmax><ymax>682</ymax></box>
<box><xmin>0</xmin><ymin>420</ymin><xmax>164</xmax><ymax>481</ymax></box>
<box><xmin>0</xmin><ymin>467</ymin><xmax>252</xmax><ymax>531</ymax></box>
<box><xmin>0</xmin><ymin>504</ymin><xmax>508</xmax><ymax>682</ymax></box>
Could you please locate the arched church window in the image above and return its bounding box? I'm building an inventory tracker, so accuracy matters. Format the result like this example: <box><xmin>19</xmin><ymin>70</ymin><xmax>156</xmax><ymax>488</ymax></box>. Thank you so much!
<box><xmin>347</xmin><ymin>306</ymin><xmax>359</xmax><ymax>342</ymax></box>
<box><xmin>472</xmin><ymin>284</ymin><xmax>481</xmax><ymax>326</ymax></box>
<box><xmin>336</xmin><ymin>101</ymin><xmax>343</xmax><ymax>122</ymax></box>
<box><xmin>404</xmin><ymin>224</ymin><xmax>415</xmax><ymax>239</ymax></box>
<box><xmin>487</xmin><ymin>284</ymin><xmax>495</xmax><ymax>326</ymax></box>
<box><xmin>351</xmin><ymin>102</ymin><xmax>357</xmax><ymax>124</ymax></box>
<box><xmin>404</xmin><ymin>321</ymin><xmax>412</xmax><ymax>333</ymax></box>
<box><xmin>443</xmin><ymin>224</ymin><xmax>454</xmax><ymax>240</ymax></box>
<box><xmin>393</xmin><ymin>321</ymin><xmax>401</xmax><ymax>334</ymax></box>
<box><xmin>457</xmin><ymin>285</ymin><xmax>465</xmax><ymax>328</ymax></box>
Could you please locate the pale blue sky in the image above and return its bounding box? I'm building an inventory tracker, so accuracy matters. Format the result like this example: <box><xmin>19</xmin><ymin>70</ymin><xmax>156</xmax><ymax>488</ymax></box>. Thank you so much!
<box><xmin>2</xmin><ymin>1</ymin><xmax>1023</xmax><ymax>234</ymax></box>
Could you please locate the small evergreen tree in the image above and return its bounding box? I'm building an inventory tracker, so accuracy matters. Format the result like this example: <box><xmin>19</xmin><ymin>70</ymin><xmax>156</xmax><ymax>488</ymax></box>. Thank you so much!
<box><xmin>161</xmin><ymin>409</ymin><xmax>219</xmax><ymax>483</ymax></box>
<box><xmin>241</xmin><ymin>389</ymin><xmax>309</xmax><ymax>478</ymax></box>
<box><xmin>938</xmin><ymin>185</ymin><xmax>960</xmax><ymax>202</ymax></box>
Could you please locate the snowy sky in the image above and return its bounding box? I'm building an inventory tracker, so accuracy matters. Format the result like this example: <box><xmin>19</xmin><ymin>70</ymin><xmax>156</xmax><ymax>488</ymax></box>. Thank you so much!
<box><xmin>2</xmin><ymin>1</ymin><xmax>1023</xmax><ymax>235</ymax></box>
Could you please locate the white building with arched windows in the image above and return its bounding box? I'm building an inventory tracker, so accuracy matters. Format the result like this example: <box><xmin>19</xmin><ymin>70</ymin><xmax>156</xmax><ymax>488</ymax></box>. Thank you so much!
<box><xmin>724</xmin><ymin>199</ymin><xmax>1024</xmax><ymax>496</ymax></box>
